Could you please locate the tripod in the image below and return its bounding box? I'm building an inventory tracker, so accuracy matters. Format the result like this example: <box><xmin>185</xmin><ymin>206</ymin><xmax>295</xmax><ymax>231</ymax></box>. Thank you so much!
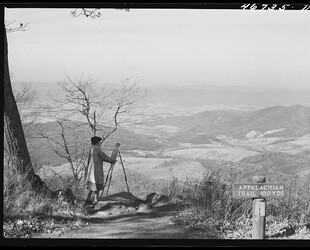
<box><xmin>99</xmin><ymin>143</ymin><xmax>130</xmax><ymax>199</ymax></box>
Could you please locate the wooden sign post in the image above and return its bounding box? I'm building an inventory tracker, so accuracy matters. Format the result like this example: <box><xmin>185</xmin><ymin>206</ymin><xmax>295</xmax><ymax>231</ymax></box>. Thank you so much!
<box><xmin>233</xmin><ymin>176</ymin><xmax>287</xmax><ymax>239</ymax></box>
<box><xmin>252</xmin><ymin>176</ymin><xmax>266</xmax><ymax>239</ymax></box>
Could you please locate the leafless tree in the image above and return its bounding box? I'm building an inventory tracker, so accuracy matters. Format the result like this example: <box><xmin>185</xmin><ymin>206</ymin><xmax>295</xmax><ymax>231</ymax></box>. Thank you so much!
<box><xmin>39</xmin><ymin>73</ymin><xmax>144</xmax><ymax>193</ymax></box>
<box><xmin>36</xmin><ymin>120</ymin><xmax>89</xmax><ymax>195</ymax></box>
<box><xmin>3</xmin><ymin>8</ymin><xmax>133</xmax><ymax>198</ymax></box>
<box><xmin>49</xmin><ymin>73</ymin><xmax>145</xmax><ymax>142</ymax></box>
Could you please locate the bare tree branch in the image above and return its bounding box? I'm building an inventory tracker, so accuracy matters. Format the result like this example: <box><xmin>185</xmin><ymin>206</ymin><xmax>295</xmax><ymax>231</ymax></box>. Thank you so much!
<box><xmin>41</xmin><ymin>73</ymin><xmax>144</xmax><ymax>191</ymax></box>
<box><xmin>71</xmin><ymin>8</ymin><xmax>102</xmax><ymax>19</ymax></box>
<box><xmin>5</xmin><ymin>20</ymin><xmax>30</xmax><ymax>33</ymax></box>
<box><xmin>70</xmin><ymin>8</ymin><xmax>130</xmax><ymax>19</ymax></box>
<box><xmin>37</xmin><ymin>120</ymin><xmax>89</xmax><ymax>190</ymax></box>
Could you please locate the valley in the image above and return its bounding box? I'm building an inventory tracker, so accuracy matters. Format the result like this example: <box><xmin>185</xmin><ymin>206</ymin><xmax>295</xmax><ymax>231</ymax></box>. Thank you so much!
<box><xmin>35</xmin><ymin>102</ymin><xmax>310</xmax><ymax>188</ymax></box>
<box><xmin>14</xmin><ymin>81</ymin><xmax>310</xmax><ymax>186</ymax></box>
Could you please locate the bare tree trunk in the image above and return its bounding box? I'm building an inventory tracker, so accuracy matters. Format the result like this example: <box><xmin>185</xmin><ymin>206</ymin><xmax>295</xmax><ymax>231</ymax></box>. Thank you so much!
<box><xmin>3</xmin><ymin>25</ymin><xmax>33</xmax><ymax>177</ymax></box>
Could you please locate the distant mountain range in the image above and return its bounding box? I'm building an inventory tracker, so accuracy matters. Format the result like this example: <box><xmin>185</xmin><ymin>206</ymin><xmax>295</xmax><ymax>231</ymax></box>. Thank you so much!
<box><xmin>12</xmin><ymin>81</ymin><xmax>310</xmax><ymax>107</ymax></box>
<box><xmin>146</xmin><ymin>105</ymin><xmax>310</xmax><ymax>143</ymax></box>
<box><xmin>142</xmin><ymin>84</ymin><xmax>310</xmax><ymax>107</ymax></box>
<box><xmin>14</xmin><ymin>80</ymin><xmax>310</xmax><ymax>161</ymax></box>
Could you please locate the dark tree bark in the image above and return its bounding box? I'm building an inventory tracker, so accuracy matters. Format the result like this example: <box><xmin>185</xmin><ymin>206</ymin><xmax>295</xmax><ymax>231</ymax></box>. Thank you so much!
<box><xmin>3</xmin><ymin>24</ymin><xmax>34</xmax><ymax>177</ymax></box>
<box><xmin>3</xmin><ymin>25</ymin><xmax>76</xmax><ymax>202</ymax></box>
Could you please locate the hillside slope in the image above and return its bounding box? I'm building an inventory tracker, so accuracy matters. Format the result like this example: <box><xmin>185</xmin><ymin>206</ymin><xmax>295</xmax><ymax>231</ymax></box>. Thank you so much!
<box><xmin>240</xmin><ymin>151</ymin><xmax>310</xmax><ymax>175</ymax></box>
<box><xmin>147</xmin><ymin>105</ymin><xmax>310</xmax><ymax>143</ymax></box>
<box><xmin>26</xmin><ymin>121</ymin><xmax>162</xmax><ymax>166</ymax></box>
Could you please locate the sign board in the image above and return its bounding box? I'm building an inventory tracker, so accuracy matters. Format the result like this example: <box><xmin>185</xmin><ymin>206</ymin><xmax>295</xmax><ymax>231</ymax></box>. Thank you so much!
<box><xmin>233</xmin><ymin>183</ymin><xmax>286</xmax><ymax>198</ymax></box>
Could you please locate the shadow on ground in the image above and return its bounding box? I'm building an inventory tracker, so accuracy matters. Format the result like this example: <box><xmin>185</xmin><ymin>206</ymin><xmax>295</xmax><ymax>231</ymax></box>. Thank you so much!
<box><xmin>85</xmin><ymin>203</ymin><xmax>184</xmax><ymax>224</ymax></box>
<box><xmin>57</xmin><ymin>192</ymin><xmax>219</xmax><ymax>239</ymax></box>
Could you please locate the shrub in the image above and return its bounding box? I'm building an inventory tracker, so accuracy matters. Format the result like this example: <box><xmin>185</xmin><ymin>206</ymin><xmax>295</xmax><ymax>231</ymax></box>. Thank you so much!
<box><xmin>3</xmin><ymin>217</ymin><xmax>46</xmax><ymax>238</ymax></box>
<box><xmin>167</xmin><ymin>170</ymin><xmax>310</xmax><ymax>239</ymax></box>
<box><xmin>3</xmin><ymin>172</ymin><xmax>88</xmax><ymax>238</ymax></box>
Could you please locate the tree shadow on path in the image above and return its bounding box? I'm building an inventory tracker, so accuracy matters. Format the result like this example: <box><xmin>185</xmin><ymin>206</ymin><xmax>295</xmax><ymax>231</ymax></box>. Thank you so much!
<box><xmin>59</xmin><ymin>192</ymin><xmax>220</xmax><ymax>239</ymax></box>
<box><xmin>85</xmin><ymin>202</ymin><xmax>185</xmax><ymax>223</ymax></box>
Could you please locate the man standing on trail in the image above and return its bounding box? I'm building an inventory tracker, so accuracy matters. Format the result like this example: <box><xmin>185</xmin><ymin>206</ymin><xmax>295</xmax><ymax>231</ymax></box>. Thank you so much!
<box><xmin>84</xmin><ymin>136</ymin><xmax>116</xmax><ymax>205</ymax></box>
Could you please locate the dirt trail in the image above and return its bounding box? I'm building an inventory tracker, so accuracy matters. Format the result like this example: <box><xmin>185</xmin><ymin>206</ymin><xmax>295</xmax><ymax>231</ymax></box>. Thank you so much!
<box><xmin>55</xmin><ymin>192</ymin><xmax>215</xmax><ymax>239</ymax></box>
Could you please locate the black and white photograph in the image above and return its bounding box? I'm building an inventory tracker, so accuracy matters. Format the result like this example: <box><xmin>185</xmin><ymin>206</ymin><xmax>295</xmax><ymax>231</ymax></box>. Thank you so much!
<box><xmin>2</xmin><ymin>2</ymin><xmax>310</xmax><ymax>246</ymax></box>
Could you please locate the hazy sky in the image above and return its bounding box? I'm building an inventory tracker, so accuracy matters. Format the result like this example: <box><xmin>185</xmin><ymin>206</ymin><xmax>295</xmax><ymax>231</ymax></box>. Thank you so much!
<box><xmin>5</xmin><ymin>7</ymin><xmax>310</xmax><ymax>89</ymax></box>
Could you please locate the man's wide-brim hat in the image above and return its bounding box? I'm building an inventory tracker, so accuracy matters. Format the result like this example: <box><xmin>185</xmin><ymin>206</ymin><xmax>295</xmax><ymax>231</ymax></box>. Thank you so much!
<box><xmin>91</xmin><ymin>136</ymin><xmax>102</xmax><ymax>145</ymax></box>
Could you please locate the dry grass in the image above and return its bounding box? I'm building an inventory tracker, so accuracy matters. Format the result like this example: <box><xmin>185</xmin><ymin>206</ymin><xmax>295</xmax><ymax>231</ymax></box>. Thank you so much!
<box><xmin>3</xmin><ymin>173</ymin><xmax>88</xmax><ymax>238</ymax></box>
<box><xmin>4</xmin><ymin>152</ymin><xmax>310</xmax><ymax>239</ymax></box>
<box><xmin>165</xmin><ymin>170</ymin><xmax>310</xmax><ymax>239</ymax></box>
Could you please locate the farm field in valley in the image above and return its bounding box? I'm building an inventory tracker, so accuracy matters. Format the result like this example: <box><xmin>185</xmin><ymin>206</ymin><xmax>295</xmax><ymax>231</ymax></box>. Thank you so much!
<box><xmin>38</xmin><ymin>103</ymin><xmax>310</xmax><ymax>187</ymax></box>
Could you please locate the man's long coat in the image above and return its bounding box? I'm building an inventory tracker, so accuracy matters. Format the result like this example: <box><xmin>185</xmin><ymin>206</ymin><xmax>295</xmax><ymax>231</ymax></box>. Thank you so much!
<box><xmin>84</xmin><ymin>145</ymin><xmax>113</xmax><ymax>185</ymax></box>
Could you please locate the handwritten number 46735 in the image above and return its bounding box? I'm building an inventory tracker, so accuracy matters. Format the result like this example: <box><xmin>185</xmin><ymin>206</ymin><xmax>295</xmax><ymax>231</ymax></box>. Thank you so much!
<box><xmin>241</xmin><ymin>4</ymin><xmax>289</xmax><ymax>10</ymax></box>
<box><xmin>241</xmin><ymin>4</ymin><xmax>310</xmax><ymax>10</ymax></box>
